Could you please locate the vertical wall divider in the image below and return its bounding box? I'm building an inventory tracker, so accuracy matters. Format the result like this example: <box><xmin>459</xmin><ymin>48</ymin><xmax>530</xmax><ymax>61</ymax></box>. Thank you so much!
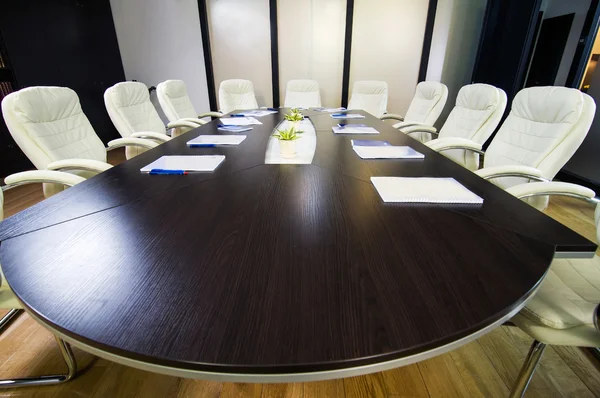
<box><xmin>341</xmin><ymin>0</ymin><xmax>355</xmax><ymax>107</ymax></box>
<box><xmin>197</xmin><ymin>0</ymin><xmax>218</xmax><ymax>111</ymax></box>
<box><xmin>418</xmin><ymin>0</ymin><xmax>438</xmax><ymax>82</ymax></box>
<box><xmin>269</xmin><ymin>0</ymin><xmax>280</xmax><ymax>107</ymax></box>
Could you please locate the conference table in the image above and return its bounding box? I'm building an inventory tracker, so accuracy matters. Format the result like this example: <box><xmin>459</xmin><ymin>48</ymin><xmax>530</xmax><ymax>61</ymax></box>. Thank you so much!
<box><xmin>0</xmin><ymin>109</ymin><xmax>595</xmax><ymax>382</ymax></box>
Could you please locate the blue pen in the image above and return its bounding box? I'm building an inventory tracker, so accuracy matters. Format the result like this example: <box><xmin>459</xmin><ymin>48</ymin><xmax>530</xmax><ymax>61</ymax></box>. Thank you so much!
<box><xmin>230</xmin><ymin>114</ymin><xmax>245</xmax><ymax>117</ymax></box>
<box><xmin>331</xmin><ymin>113</ymin><xmax>347</xmax><ymax>117</ymax></box>
<box><xmin>266</xmin><ymin>108</ymin><xmax>278</xmax><ymax>111</ymax></box>
<box><xmin>188</xmin><ymin>144</ymin><xmax>216</xmax><ymax>148</ymax></box>
<box><xmin>149</xmin><ymin>169</ymin><xmax>187</xmax><ymax>175</ymax></box>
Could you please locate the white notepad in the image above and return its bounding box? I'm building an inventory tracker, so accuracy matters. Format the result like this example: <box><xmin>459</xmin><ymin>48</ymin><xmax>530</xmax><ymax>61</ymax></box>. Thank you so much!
<box><xmin>371</xmin><ymin>177</ymin><xmax>483</xmax><ymax>204</ymax></box>
<box><xmin>353</xmin><ymin>146</ymin><xmax>424</xmax><ymax>159</ymax></box>
<box><xmin>219</xmin><ymin>117</ymin><xmax>262</xmax><ymax>126</ymax></box>
<box><xmin>236</xmin><ymin>110</ymin><xmax>277</xmax><ymax>117</ymax></box>
<box><xmin>141</xmin><ymin>155</ymin><xmax>225</xmax><ymax>172</ymax></box>
<box><xmin>187</xmin><ymin>135</ymin><xmax>246</xmax><ymax>146</ymax></box>
<box><xmin>332</xmin><ymin>125</ymin><xmax>379</xmax><ymax>134</ymax></box>
<box><xmin>330</xmin><ymin>113</ymin><xmax>366</xmax><ymax>119</ymax></box>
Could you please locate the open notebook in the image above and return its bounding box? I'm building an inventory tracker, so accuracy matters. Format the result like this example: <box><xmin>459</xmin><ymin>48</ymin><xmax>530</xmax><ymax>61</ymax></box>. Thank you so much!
<box><xmin>187</xmin><ymin>135</ymin><xmax>246</xmax><ymax>146</ymax></box>
<box><xmin>371</xmin><ymin>177</ymin><xmax>483</xmax><ymax>204</ymax></box>
<box><xmin>141</xmin><ymin>156</ymin><xmax>225</xmax><ymax>173</ymax></box>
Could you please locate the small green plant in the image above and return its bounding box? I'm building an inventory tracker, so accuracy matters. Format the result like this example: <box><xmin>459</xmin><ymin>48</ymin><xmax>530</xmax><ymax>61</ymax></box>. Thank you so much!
<box><xmin>284</xmin><ymin>108</ymin><xmax>304</xmax><ymax>122</ymax></box>
<box><xmin>273</xmin><ymin>126</ymin><xmax>302</xmax><ymax>141</ymax></box>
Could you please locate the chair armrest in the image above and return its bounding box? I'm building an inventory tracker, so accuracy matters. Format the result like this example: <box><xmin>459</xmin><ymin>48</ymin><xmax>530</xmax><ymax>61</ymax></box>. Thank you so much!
<box><xmin>47</xmin><ymin>159</ymin><xmax>112</xmax><ymax>174</ymax></box>
<box><xmin>475</xmin><ymin>165</ymin><xmax>547</xmax><ymax>182</ymax></box>
<box><xmin>595</xmin><ymin>304</ymin><xmax>600</xmax><ymax>332</ymax></box>
<box><xmin>3</xmin><ymin>170</ymin><xmax>86</xmax><ymax>190</ymax></box>
<box><xmin>177</xmin><ymin>117</ymin><xmax>207</xmax><ymax>126</ymax></box>
<box><xmin>107</xmin><ymin>138</ymin><xmax>159</xmax><ymax>151</ymax></box>
<box><xmin>425</xmin><ymin>137</ymin><xmax>484</xmax><ymax>155</ymax></box>
<box><xmin>197</xmin><ymin>111</ymin><xmax>223</xmax><ymax>118</ymax></box>
<box><xmin>379</xmin><ymin>113</ymin><xmax>404</xmax><ymax>122</ymax></box>
<box><xmin>401</xmin><ymin>125</ymin><xmax>439</xmax><ymax>136</ymax></box>
<box><xmin>505</xmin><ymin>182</ymin><xmax>597</xmax><ymax>203</ymax></box>
<box><xmin>131</xmin><ymin>132</ymin><xmax>171</xmax><ymax>142</ymax></box>
<box><xmin>166</xmin><ymin>120</ymin><xmax>202</xmax><ymax>129</ymax></box>
<box><xmin>392</xmin><ymin>121</ymin><xmax>424</xmax><ymax>130</ymax></box>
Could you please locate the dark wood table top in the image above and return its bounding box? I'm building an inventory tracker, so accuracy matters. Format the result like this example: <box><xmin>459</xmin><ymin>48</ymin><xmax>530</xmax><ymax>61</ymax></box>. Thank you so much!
<box><xmin>0</xmin><ymin>110</ymin><xmax>595</xmax><ymax>377</ymax></box>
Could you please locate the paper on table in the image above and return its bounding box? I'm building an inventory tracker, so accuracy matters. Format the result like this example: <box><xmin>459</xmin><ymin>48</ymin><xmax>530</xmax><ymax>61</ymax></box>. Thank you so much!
<box><xmin>187</xmin><ymin>135</ymin><xmax>246</xmax><ymax>146</ymax></box>
<box><xmin>235</xmin><ymin>110</ymin><xmax>277</xmax><ymax>117</ymax></box>
<box><xmin>351</xmin><ymin>140</ymin><xmax>391</xmax><ymax>146</ymax></box>
<box><xmin>219</xmin><ymin>117</ymin><xmax>262</xmax><ymax>126</ymax></box>
<box><xmin>141</xmin><ymin>155</ymin><xmax>225</xmax><ymax>173</ymax></box>
<box><xmin>218</xmin><ymin>125</ymin><xmax>253</xmax><ymax>132</ymax></box>
<box><xmin>330</xmin><ymin>113</ymin><xmax>365</xmax><ymax>119</ymax></box>
<box><xmin>313</xmin><ymin>107</ymin><xmax>346</xmax><ymax>112</ymax></box>
<box><xmin>371</xmin><ymin>177</ymin><xmax>483</xmax><ymax>204</ymax></box>
<box><xmin>353</xmin><ymin>146</ymin><xmax>424</xmax><ymax>159</ymax></box>
<box><xmin>332</xmin><ymin>125</ymin><xmax>379</xmax><ymax>134</ymax></box>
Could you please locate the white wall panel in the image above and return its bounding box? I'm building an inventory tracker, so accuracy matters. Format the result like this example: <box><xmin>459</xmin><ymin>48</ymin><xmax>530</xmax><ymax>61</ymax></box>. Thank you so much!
<box><xmin>349</xmin><ymin>0</ymin><xmax>429</xmax><ymax>115</ymax></box>
<box><xmin>426</xmin><ymin>0</ymin><xmax>486</xmax><ymax>126</ymax></box>
<box><xmin>208</xmin><ymin>0</ymin><xmax>273</xmax><ymax>109</ymax></box>
<box><xmin>110</xmin><ymin>0</ymin><xmax>210</xmax><ymax>122</ymax></box>
<box><xmin>277</xmin><ymin>0</ymin><xmax>346</xmax><ymax>107</ymax></box>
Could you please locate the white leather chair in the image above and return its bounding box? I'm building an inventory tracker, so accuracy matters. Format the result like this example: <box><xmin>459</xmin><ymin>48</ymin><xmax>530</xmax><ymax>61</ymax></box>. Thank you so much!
<box><xmin>156</xmin><ymin>80</ymin><xmax>222</xmax><ymax>136</ymax></box>
<box><xmin>406</xmin><ymin>83</ymin><xmax>506</xmax><ymax>170</ymax></box>
<box><xmin>105</xmin><ymin>82</ymin><xmax>202</xmax><ymax>157</ymax></box>
<box><xmin>0</xmin><ymin>170</ymin><xmax>86</xmax><ymax>387</ymax></box>
<box><xmin>2</xmin><ymin>86</ymin><xmax>157</xmax><ymax>198</ymax></box>
<box><xmin>283</xmin><ymin>80</ymin><xmax>321</xmax><ymax>108</ymax></box>
<box><xmin>503</xmin><ymin>181</ymin><xmax>600</xmax><ymax>397</ymax></box>
<box><xmin>426</xmin><ymin>86</ymin><xmax>596</xmax><ymax>209</ymax></box>
<box><xmin>380</xmin><ymin>81</ymin><xmax>448</xmax><ymax>141</ymax></box>
<box><xmin>347</xmin><ymin>81</ymin><xmax>388</xmax><ymax>118</ymax></box>
<box><xmin>218</xmin><ymin>79</ymin><xmax>259</xmax><ymax>114</ymax></box>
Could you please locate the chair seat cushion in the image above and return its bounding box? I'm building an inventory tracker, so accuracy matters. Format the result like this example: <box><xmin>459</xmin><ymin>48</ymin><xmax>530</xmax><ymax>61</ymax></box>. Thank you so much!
<box><xmin>0</xmin><ymin>267</ymin><xmax>22</xmax><ymax>310</ymax></box>
<box><xmin>520</xmin><ymin>256</ymin><xmax>600</xmax><ymax>329</ymax></box>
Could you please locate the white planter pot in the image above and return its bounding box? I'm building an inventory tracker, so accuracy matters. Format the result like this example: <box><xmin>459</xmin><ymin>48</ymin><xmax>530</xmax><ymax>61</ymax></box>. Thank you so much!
<box><xmin>279</xmin><ymin>140</ymin><xmax>297</xmax><ymax>158</ymax></box>
<box><xmin>289</xmin><ymin>121</ymin><xmax>301</xmax><ymax>131</ymax></box>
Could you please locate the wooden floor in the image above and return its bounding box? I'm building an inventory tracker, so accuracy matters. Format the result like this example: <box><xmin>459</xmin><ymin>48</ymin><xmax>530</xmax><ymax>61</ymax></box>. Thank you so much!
<box><xmin>1</xmin><ymin>149</ymin><xmax>600</xmax><ymax>397</ymax></box>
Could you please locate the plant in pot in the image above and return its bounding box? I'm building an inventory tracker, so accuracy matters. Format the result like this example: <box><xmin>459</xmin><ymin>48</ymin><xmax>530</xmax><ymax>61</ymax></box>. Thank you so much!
<box><xmin>273</xmin><ymin>126</ymin><xmax>302</xmax><ymax>158</ymax></box>
<box><xmin>284</xmin><ymin>108</ymin><xmax>304</xmax><ymax>131</ymax></box>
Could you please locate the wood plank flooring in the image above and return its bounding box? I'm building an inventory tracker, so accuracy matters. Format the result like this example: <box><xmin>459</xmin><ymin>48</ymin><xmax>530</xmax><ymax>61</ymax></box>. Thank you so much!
<box><xmin>1</xmin><ymin>148</ymin><xmax>599</xmax><ymax>397</ymax></box>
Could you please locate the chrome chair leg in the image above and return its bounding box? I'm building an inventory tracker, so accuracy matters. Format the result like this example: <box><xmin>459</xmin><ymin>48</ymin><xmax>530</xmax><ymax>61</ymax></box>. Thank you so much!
<box><xmin>0</xmin><ymin>309</ymin><xmax>22</xmax><ymax>331</ymax></box>
<box><xmin>0</xmin><ymin>336</ymin><xmax>78</xmax><ymax>388</ymax></box>
<box><xmin>509</xmin><ymin>340</ymin><xmax>547</xmax><ymax>398</ymax></box>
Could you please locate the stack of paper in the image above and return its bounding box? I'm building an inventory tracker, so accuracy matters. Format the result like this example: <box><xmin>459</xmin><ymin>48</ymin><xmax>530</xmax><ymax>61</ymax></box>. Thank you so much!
<box><xmin>187</xmin><ymin>135</ymin><xmax>246</xmax><ymax>146</ymax></box>
<box><xmin>353</xmin><ymin>146</ymin><xmax>424</xmax><ymax>159</ymax></box>
<box><xmin>351</xmin><ymin>140</ymin><xmax>391</xmax><ymax>146</ymax></box>
<box><xmin>313</xmin><ymin>107</ymin><xmax>346</xmax><ymax>112</ymax></box>
<box><xmin>331</xmin><ymin>113</ymin><xmax>366</xmax><ymax>119</ymax></box>
<box><xmin>141</xmin><ymin>155</ymin><xmax>225</xmax><ymax>173</ymax></box>
<box><xmin>218</xmin><ymin>125</ymin><xmax>253</xmax><ymax>132</ymax></box>
<box><xmin>233</xmin><ymin>110</ymin><xmax>277</xmax><ymax>117</ymax></box>
<box><xmin>219</xmin><ymin>117</ymin><xmax>262</xmax><ymax>126</ymax></box>
<box><xmin>332</xmin><ymin>124</ymin><xmax>379</xmax><ymax>134</ymax></box>
<box><xmin>371</xmin><ymin>177</ymin><xmax>483</xmax><ymax>204</ymax></box>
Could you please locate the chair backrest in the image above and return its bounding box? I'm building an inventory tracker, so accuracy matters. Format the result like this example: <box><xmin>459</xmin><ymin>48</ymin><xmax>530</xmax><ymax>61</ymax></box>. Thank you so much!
<box><xmin>284</xmin><ymin>80</ymin><xmax>321</xmax><ymax>108</ymax></box>
<box><xmin>348</xmin><ymin>81</ymin><xmax>388</xmax><ymax>118</ymax></box>
<box><xmin>485</xmin><ymin>86</ymin><xmax>595</xmax><ymax>189</ymax></box>
<box><xmin>438</xmin><ymin>83</ymin><xmax>507</xmax><ymax>170</ymax></box>
<box><xmin>104</xmin><ymin>81</ymin><xmax>166</xmax><ymax>138</ymax></box>
<box><xmin>218</xmin><ymin>79</ymin><xmax>259</xmax><ymax>114</ymax></box>
<box><xmin>404</xmin><ymin>81</ymin><xmax>448</xmax><ymax>126</ymax></box>
<box><xmin>156</xmin><ymin>80</ymin><xmax>198</xmax><ymax>122</ymax></box>
<box><xmin>2</xmin><ymin>86</ymin><xmax>107</xmax><ymax>169</ymax></box>
<box><xmin>2</xmin><ymin>86</ymin><xmax>108</xmax><ymax>197</ymax></box>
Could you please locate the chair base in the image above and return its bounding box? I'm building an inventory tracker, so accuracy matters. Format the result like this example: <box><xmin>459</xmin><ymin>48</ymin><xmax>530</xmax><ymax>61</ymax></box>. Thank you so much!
<box><xmin>510</xmin><ymin>340</ymin><xmax>547</xmax><ymax>398</ymax></box>
<box><xmin>0</xmin><ymin>308</ymin><xmax>22</xmax><ymax>331</ymax></box>
<box><xmin>0</xmin><ymin>310</ymin><xmax>78</xmax><ymax>389</ymax></box>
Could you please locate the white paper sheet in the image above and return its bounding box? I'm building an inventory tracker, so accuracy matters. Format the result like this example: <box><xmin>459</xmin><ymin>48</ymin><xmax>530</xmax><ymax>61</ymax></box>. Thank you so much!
<box><xmin>371</xmin><ymin>177</ymin><xmax>483</xmax><ymax>204</ymax></box>
<box><xmin>187</xmin><ymin>135</ymin><xmax>247</xmax><ymax>146</ymax></box>
<box><xmin>332</xmin><ymin>125</ymin><xmax>379</xmax><ymax>134</ymax></box>
<box><xmin>219</xmin><ymin>117</ymin><xmax>263</xmax><ymax>126</ymax></box>
<box><xmin>330</xmin><ymin>113</ymin><xmax>365</xmax><ymax>119</ymax></box>
<box><xmin>353</xmin><ymin>146</ymin><xmax>424</xmax><ymax>159</ymax></box>
<box><xmin>141</xmin><ymin>155</ymin><xmax>225</xmax><ymax>172</ymax></box>
<box><xmin>235</xmin><ymin>110</ymin><xmax>278</xmax><ymax>117</ymax></box>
